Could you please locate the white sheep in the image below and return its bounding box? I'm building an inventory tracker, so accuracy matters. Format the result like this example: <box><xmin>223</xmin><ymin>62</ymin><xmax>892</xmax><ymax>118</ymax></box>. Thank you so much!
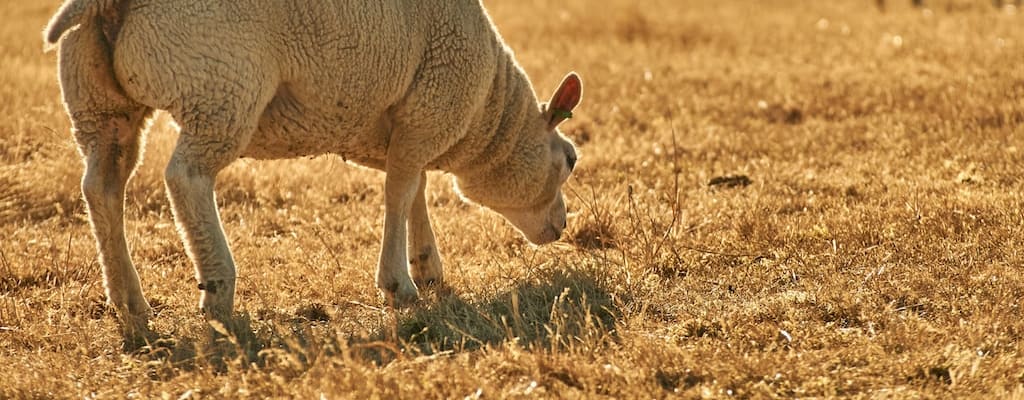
<box><xmin>44</xmin><ymin>0</ymin><xmax>582</xmax><ymax>343</ymax></box>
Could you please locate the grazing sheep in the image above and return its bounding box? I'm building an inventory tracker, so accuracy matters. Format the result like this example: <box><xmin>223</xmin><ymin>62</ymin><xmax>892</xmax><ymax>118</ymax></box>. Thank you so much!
<box><xmin>44</xmin><ymin>0</ymin><xmax>582</xmax><ymax>343</ymax></box>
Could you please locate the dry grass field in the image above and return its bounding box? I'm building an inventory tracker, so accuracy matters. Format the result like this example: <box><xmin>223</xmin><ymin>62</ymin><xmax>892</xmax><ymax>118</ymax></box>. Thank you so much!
<box><xmin>2</xmin><ymin>0</ymin><xmax>1024</xmax><ymax>398</ymax></box>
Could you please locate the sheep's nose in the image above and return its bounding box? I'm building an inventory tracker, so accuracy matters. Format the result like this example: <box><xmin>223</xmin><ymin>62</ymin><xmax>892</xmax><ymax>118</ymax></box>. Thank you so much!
<box><xmin>561</xmin><ymin>219</ymin><xmax>567</xmax><ymax>229</ymax></box>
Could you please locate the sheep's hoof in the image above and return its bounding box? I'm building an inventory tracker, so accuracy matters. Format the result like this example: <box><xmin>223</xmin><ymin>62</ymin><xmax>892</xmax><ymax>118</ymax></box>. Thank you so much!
<box><xmin>198</xmin><ymin>279</ymin><xmax>236</xmax><ymax>323</ymax></box>
<box><xmin>385</xmin><ymin>283</ymin><xmax>420</xmax><ymax>308</ymax></box>
<box><xmin>411</xmin><ymin>265</ymin><xmax>443</xmax><ymax>288</ymax></box>
<box><xmin>396</xmin><ymin>284</ymin><xmax>420</xmax><ymax>307</ymax></box>
<box><xmin>119</xmin><ymin>317</ymin><xmax>155</xmax><ymax>352</ymax></box>
<box><xmin>114</xmin><ymin>303</ymin><xmax>154</xmax><ymax>352</ymax></box>
<box><xmin>409</xmin><ymin>248</ymin><xmax>443</xmax><ymax>287</ymax></box>
<box><xmin>415</xmin><ymin>277</ymin><xmax>443</xmax><ymax>288</ymax></box>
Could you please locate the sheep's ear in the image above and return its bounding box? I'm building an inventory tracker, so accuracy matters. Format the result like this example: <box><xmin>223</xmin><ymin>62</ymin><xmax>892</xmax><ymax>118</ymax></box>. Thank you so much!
<box><xmin>546</xmin><ymin>72</ymin><xmax>582</xmax><ymax>129</ymax></box>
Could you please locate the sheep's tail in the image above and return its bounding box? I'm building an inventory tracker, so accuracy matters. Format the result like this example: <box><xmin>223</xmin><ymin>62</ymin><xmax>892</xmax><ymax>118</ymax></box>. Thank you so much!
<box><xmin>43</xmin><ymin>0</ymin><xmax>121</xmax><ymax>51</ymax></box>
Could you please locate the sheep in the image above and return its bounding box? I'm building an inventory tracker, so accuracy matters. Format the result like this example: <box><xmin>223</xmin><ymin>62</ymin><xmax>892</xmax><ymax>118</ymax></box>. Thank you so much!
<box><xmin>44</xmin><ymin>0</ymin><xmax>583</xmax><ymax>344</ymax></box>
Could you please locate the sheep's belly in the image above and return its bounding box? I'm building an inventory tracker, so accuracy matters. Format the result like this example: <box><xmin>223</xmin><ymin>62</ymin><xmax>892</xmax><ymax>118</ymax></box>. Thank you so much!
<box><xmin>243</xmin><ymin>92</ymin><xmax>389</xmax><ymax>164</ymax></box>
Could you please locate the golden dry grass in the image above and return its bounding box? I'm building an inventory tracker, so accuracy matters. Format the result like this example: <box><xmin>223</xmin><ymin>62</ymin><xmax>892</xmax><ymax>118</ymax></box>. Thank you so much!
<box><xmin>2</xmin><ymin>0</ymin><xmax>1024</xmax><ymax>398</ymax></box>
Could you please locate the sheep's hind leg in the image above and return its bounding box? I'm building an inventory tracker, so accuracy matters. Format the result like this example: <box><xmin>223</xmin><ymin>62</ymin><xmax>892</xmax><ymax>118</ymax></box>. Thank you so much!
<box><xmin>58</xmin><ymin>23</ymin><xmax>154</xmax><ymax>346</ymax></box>
<box><xmin>377</xmin><ymin>167</ymin><xmax>422</xmax><ymax>307</ymax></box>
<box><xmin>76</xmin><ymin>110</ymin><xmax>154</xmax><ymax>344</ymax></box>
<box><xmin>408</xmin><ymin>172</ymin><xmax>443</xmax><ymax>287</ymax></box>
<box><xmin>164</xmin><ymin>127</ymin><xmax>251</xmax><ymax>326</ymax></box>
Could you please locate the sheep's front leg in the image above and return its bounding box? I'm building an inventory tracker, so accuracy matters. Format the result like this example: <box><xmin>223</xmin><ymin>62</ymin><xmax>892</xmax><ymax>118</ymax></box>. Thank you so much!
<box><xmin>164</xmin><ymin>135</ymin><xmax>245</xmax><ymax>325</ymax></box>
<box><xmin>408</xmin><ymin>172</ymin><xmax>443</xmax><ymax>287</ymax></box>
<box><xmin>377</xmin><ymin>168</ymin><xmax>421</xmax><ymax>306</ymax></box>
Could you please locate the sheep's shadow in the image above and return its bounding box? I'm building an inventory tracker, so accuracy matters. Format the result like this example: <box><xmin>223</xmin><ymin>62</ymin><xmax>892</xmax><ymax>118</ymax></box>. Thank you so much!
<box><xmin>125</xmin><ymin>313</ymin><xmax>266</xmax><ymax>377</ymax></box>
<box><xmin>384</xmin><ymin>267</ymin><xmax>621</xmax><ymax>356</ymax></box>
<box><xmin>125</xmin><ymin>266</ymin><xmax>622</xmax><ymax>377</ymax></box>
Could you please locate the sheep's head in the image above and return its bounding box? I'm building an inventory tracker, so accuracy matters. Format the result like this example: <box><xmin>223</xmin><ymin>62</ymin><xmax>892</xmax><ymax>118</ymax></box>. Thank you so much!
<box><xmin>455</xmin><ymin>73</ymin><xmax>582</xmax><ymax>245</ymax></box>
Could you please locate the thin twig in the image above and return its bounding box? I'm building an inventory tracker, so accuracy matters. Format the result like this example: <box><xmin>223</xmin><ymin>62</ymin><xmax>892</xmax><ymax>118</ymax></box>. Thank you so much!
<box><xmin>346</xmin><ymin>300</ymin><xmax>385</xmax><ymax>313</ymax></box>
<box><xmin>311</xmin><ymin>226</ymin><xmax>344</xmax><ymax>274</ymax></box>
<box><xmin>677</xmin><ymin>243</ymin><xmax>764</xmax><ymax>259</ymax></box>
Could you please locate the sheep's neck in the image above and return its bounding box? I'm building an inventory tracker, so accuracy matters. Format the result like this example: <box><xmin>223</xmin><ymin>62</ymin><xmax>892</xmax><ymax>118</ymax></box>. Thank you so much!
<box><xmin>446</xmin><ymin>47</ymin><xmax>539</xmax><ymax>180</ymax></box>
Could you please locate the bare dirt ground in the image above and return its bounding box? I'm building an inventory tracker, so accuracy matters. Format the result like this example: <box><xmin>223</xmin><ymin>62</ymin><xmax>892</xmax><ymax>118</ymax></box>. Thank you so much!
<box><xmin>2</xmin><ymin>0</ymin><xmax>1023</xmax><ymax>398</ymax></box>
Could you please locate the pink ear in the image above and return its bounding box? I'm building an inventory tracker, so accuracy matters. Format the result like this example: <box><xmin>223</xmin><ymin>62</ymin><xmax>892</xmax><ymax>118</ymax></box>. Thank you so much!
<box><xmin>547</xmin><ymin>73</ymin><xmax>583</xmax><ymax>127</ymax></box>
